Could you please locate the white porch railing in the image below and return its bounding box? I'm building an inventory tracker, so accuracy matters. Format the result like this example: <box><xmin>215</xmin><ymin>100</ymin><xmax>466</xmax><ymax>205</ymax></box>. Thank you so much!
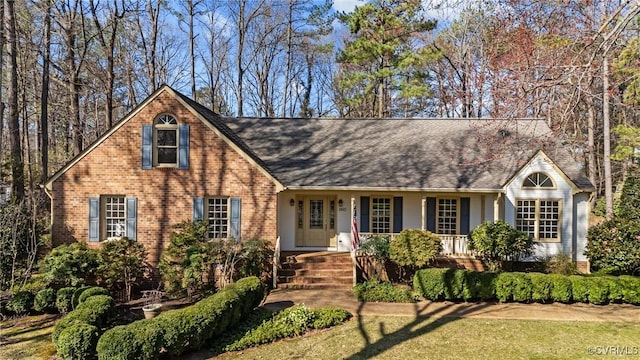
<box><xmin>358</xmin><ymin>232</ymin><xmax>472</xmax><ymax>257</ymax></box>
<box><xmin>273</xmin><ymin>236</ymin><xmax>281</xmax><ymax>289</ymax></box>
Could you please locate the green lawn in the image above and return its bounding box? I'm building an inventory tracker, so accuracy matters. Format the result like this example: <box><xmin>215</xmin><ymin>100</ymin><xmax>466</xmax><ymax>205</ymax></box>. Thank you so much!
<box><xmin>0</xmin><ymin>314</ymin><xmax>58</xmax><ymax>360</ymax></box>
<box><xmin>207</xmin><ymin>316</ymin><xmax>640</xmax><ymax>360</ymax></box>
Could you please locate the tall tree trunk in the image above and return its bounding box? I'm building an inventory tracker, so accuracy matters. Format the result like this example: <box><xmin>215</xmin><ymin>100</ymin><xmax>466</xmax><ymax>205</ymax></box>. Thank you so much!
<box><xmin>282</xmin><ymin>0</ymin><xmax>293</xmax><ymax>117</ymax></box>
<box><xmin>586</xmin><ymin>90</ymin><xmax>597</xmax><ymax>201</ymax></box>
<box><xmin>188</xmin><ymin>0</ymin><xmax>196</xmax><ymax>101</ymax></box>
<box><xmin>0</xmin><ymin>0</ymin><xmax>5</xmax><ymax>175</ymax></box>
<box><xmin>236</xmin><ymin>0</ymin><xmax>246</xmax><ymax>117</ymax></box>
<box><xmin>603</xmin><ymin>57</ymin><xmax>613</xmax><ymax>218</ymax></box>
<box><xmin>40</xmin><ymin>0</ymin><xmax>52</xmax><ymax>183</ymax></box>
<box><xmin>7</xmin><ymin>0</ymin><xmax>25</xmax><ymax>201</ymax></box>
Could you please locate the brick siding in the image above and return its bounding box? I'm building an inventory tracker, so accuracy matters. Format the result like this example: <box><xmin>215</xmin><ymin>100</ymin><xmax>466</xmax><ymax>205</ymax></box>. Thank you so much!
<box><xmin>50</xmin><ymin>90</ymin><xmax>278</xmax><ymax>265</ymax></box>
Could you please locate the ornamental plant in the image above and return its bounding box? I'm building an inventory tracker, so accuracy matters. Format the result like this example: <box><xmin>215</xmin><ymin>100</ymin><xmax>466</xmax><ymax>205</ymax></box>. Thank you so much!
<box><xmin>389</xmin><ymin>229</ymin><xmax>442</xmax><ymax>273</ymax></box>
<box><xmin>467</xmin><ymin>220</ymin><xmax>534</xmax><ymax>272</ymax></box>
<box><xmin>39</xmin><ymin>242</ymin><xmax>99</xmax><ymax>287</ymax></box>
<box><xmin>585</xmin><ymin>218</ymin><xmax>640</xmax><ymax>275</ymax></box>
<box><xmin>97</xmin><ymin>238</ymin><xmax>148</xmax><ymax>301</ymax></box>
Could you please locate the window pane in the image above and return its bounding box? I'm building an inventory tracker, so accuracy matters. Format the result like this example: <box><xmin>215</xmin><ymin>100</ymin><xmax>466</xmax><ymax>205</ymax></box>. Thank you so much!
<box><xmin>309</xmin><ymin>200</ymin><xmax>323</xmax><ymax>229</ymax></box>
<box><xmin>372</xmin><ymin>198</ymin><xmax>391</xmax><ymax>233</ymax></box>
<box><xmin>516</xmin><ymin>200</ymin><xmax>536</xmax><ymax>238</ymax></box>
<box><xmin>207</xmin><ymin>198</ymin><xmax>229</xmax><ymax>239</ymax></box>
<box><xmin>437</xmin><ymin>198</ymin><xmax>457</xmax><ymax>235</ymax></box>
<box><xmin>157</xmin><ymin>148</ymin><xmax>177</xmax><ymax>164</ymax></box>
<box><xmin>539</xmin><ymin>200</ymin><xmax>559</xmax><ymax>239</ymax></box>
<box><xmin>104</xmin><ymin>197</ymin><xmax>125</xmax><ymax>238</ymax></box>
<box><xmin>157</xmin><ymin>129</ymin><xmax>177</xmax><ymax>146</ymax></box>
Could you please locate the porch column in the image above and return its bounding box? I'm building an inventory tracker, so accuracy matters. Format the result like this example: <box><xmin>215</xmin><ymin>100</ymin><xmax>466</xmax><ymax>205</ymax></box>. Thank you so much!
<box><xmin>493</xmin><ymin>193</ymin><xmax>502</xmax><ymax>222</ymax></box>
<box><xmin>421</xmin><ymin>195</ymin><xmax>426</xmax><ymax>230</ymax></box>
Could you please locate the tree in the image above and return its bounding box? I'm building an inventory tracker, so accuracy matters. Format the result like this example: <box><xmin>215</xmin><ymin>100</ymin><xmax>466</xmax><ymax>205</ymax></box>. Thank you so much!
<box><xmin>97</xmin><ymin>238</ymin><xmax>148</xmax><ymax>302</ymax></box>
<box><xmin>336</xmin><ymin>0</ymin><xmax>437</xmax><ymax>117</ymax></box>
<box><xmin>467</xmin><ymin>220</ymin><xmax>534</xmax><ymax>272</ymax></box>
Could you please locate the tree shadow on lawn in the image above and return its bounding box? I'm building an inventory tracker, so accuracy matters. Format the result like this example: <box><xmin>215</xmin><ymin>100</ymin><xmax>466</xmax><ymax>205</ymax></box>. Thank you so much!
<box><xmin>348</xmin><ymin>301</ymin><xmax>494</xmax><ymax>360</ymax></box>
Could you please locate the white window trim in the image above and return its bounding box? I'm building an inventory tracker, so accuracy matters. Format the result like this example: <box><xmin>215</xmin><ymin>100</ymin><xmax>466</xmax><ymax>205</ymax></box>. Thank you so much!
<box><xmin>515</xmin><ymin>198</ymin><xmax>562</xmax><ymax>243</ymax></box>
<box><xmin>436</xmin><ymin>197</ymin><xmax>459</xmax><ymax>235</ymax></box>
<box><xmin>102</xmin><ymin>195</ymin><xmax>126</xmax><ymax>240</ymax></box>
<box><xmin>371</xmin><ymin>197</ymin><xmax>393</xmax><ymax>234</ymax></box>
<box><xmin>153</xmin><ymin>114</ymin><xmax>179</xmax><ymax>168</ymax></box>
<box><xmin>206</xmin><ymin>197</ymin><xmax>230</xmax><ymax>239</ymax></box>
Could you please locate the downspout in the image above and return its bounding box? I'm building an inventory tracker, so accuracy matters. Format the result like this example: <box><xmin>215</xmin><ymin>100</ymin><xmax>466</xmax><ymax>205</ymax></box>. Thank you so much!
<box><xmin>41</xmin><ymin>184</ymin><xmax>53</xmax><ymax>231</ymax></box>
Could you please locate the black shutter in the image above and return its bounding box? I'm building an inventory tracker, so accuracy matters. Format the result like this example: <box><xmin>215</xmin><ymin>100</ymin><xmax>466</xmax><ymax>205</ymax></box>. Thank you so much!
<box><xmin>393</xmin><ymin>197</ymin><xmax>403</xmax><ymax>233</ymax></box>
<box><xmin>360</xmin><ymin>196</ymin><xmax>370</xmax><ymax>232</ymax></box>
<box><xmin>426</xmin><ymin>197</ymin><xmax>436</xmax><ymax>232</ymax></box>
<box><xmin>460</xmin><ymin>197</ymin><xmax>470</xmax><ymax>235</ymax></box>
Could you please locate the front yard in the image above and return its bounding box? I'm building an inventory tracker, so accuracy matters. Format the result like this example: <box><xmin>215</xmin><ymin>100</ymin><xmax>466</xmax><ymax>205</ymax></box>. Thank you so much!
<box><xmin>3</xmin><ymin>312</ymin><xmax>640</xmax><ymax>359</ymax></box>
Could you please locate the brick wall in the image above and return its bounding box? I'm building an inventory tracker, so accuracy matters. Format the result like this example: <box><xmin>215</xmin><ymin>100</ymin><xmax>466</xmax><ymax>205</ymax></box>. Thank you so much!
<box><xmin>50</xmin><ymin>90</ymin><xmax>278</xmax><ymax>265</ymax></box>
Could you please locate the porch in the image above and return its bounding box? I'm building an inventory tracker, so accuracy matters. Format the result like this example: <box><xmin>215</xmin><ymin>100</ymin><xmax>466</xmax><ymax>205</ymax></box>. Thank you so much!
<box><xmin>358</xmin><ymin>232</ymin><xmax>473</xmax><ymax>257</ymax></box>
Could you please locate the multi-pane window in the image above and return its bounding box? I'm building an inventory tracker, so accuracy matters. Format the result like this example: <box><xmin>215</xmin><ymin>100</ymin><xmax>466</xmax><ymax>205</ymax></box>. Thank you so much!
<box><xmin>523</xmin><ymin>172</ymin><xmax>554</xmax><ymax>188</ymax></box>
<box><xmin>438</xmin><ymin>198</ymin><xmax>457</xmax><ymax>235</ymax></box>
<box><xmin>155</xmin><ymin>114</ymin><xmax>178</xmax><ymax>166</ymax></box>
<box><xmin>516</xmin><ymin>199</ymin><xmax>560</xmax><ymax>241</ymax></box>
<box><xmin>207</xmin><ymin>198</ymin><xmax>229</xmax><ymax>239</ymax></box>
<box><xmin>371</xmin><ymin>198</ymin><xmax>391</xmax><ymax>233</ymax></box>
<box><xmin>104</xmin><ymin>197</ymin><xmax>126</xmax><ymax>238</ymax></box>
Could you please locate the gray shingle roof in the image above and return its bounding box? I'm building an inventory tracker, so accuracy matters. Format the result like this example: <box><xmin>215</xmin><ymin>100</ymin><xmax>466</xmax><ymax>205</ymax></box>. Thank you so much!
<box><xmin>217</xmin><ymin>117</ymin><xmax>594</xmax><ymax>191</ymax></box>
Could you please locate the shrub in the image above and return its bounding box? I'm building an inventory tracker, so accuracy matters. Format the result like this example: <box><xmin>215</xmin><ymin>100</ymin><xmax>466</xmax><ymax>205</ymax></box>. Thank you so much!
<box><xmin>72</xmin><ymin>286</ymin><xmax>92</xmax><ymax>309</ymax></box>
<box><xmin>56</xmin><ymin>322</ymin><xmax>99</xmax><ymax>360</ymax></box>
<box><xmin>528</xmin><ymin>273</ymin><xmax>552</xmax><ymax>303</ymax></box>
<box><xmin>56</xmin><ymin>287</ymin><xmax>76</xmax><ymax>313</ymax></box>
<box><xmin>548</xmin><ymin>274</ymin><xmax>572</xmax><ymax>303</ymax></box>
<box><xmin>587</xmin><ymin>277</ymin><xmax>609</xmax><ymax>305</ymax></box>
<box><xmin>359</xmin><ymin>235</ymin><xmax>391</xmax><ymax>263</ymax></box>
<box><xmin>585</xmin><ymin>218</ymin><xmax>640</xmax><ymax>275</ymax></box>
<box><xmin>544</xmin><ymin>253</ymin><xmax>578</xmax><ymax>275</ymax></box>
<box><xmin>569</xmin><ymin>275</ymin><xmax>589</xmax><ymax>303</ymax></box>
<box><xmin>52</xmin><ymin>295</ymin><xmax>115</xmax><ymax>347</ymax></box>
<box><xmin>615</xmin><ymin>170</ymin><xmax>640</xmax><ymax>220</ymax></box>
<box><xmin>39</xmin><ymin>242</ymin><xmax>99</xmax><ymax>287</ymax></box>
<box><xmin>444</xmin><ymin>269</ymin><xmax>470</xmax><ymax>300</ymax></box>
<box><xmin>390</xmin><ymin>229</ymin><xmax>442</xmax><ymax>270</ymax></box>
<box><xmin>7</xmin><ymin>291</ymin><xmax>34</xmax><ymax>315</ymax></box>
<box><xmin>236</xmin><ymin>238</ymin><xmax>273</xmax><ymax>280</ymax></box>
<box><xmin>605</xmin><ymin>276</ymin><xmax>624</xmax><ymax>303</ymax></box>
<box><xmin>224</xmin><ymin>304</ymin><xmax>351</xmax><ymax>351</ymax></box>
<box><xmin>354</xmin><ymin>278</ymin><xmax>416</xmax><ymax>303</ymax></box>
<box><xmin>97</xmin><ymin>238</ymin><xmax>148</xmax><ymax>302</ymax></box>
<box><xmin>464</xmin><ymin>271</ymin><xmax>497</xmax><ymax>301</ymax></box>
<box><xmin>618</xmin><ymin>276</ymin><xmax>640</xmax><ymax>304</ymax></box>
<box><xmin>97</xmin><ymin>276</ymin><xmax>265</xmax><ymax>359</ymax></box>
<box><xmin>468</xmin><ymin>220</ymin><xmax>534</xmax><ymax>272</ymax></box>
<box><xmin>77</xmin><ymin>286</ymin><xmax>110</xmax><ymax>305</ymax></box>
<box><xmin>34</xmin><ymin>288</ymin><xmax>57</xmax><ymax>313</ymax></box>
<box><xmin>413</xmin><ymin>268</ymin><xmax>448</xmax><ymax>300</ymax></box>
<box><xmin>495</xmin><ymin>273</ymin><xmax>516</xmax><ymax>303</ymax></box>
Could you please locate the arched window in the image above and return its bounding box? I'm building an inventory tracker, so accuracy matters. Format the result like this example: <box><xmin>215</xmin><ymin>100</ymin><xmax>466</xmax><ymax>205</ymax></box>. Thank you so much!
<box><xmin>523</xmin><ymin>172</ymin><xmax>554</xmax><ymax>188</ymax></box>
<box><xmin>154</xmin><ymin>114</ymin><xmax>178</xmax><ymax>166</ymax></box>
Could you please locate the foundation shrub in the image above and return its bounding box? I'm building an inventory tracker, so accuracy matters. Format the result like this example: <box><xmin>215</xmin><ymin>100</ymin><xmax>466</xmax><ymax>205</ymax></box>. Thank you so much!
<box><xmin>548</xmin><ymin>274</ymin><xmax>572</xmax><ymax>303</ymax></box>
<box><xmin>34</xmin><ymin>288</ymin><xmax>57</xmax><ymax>313</ymax></box>
<box><xmin>528</xmin><ymin>273</ymin><xmax>552</xmax><ymax>303</ymax></box>
<box><xmin>586</xmin><ymin>277</ymin><xmax>610</xmax><ymax>305</ymax></box>
<box><xmin>77</xmin><ymin>286</ymin><xmax>110</xmax><ymax>305</ymax></box>
<box><xmin>413</xmin><ymin>268</ymin><xmax>448</xmax><ymax>300</ymax></box>
<box><xmin>7</xmin><ymin>291</ymin><xmax>34</xmax><ymax>315</ymax></box>
<box><xmin>618</xmin><ymin>276</ymin><xmax>640</xmax><ymax>304</ymax></box>
<box><xmin>463</xmin><ymin>271</ymin><xmax>497</xmax><ymax>301</ymax></box>
<box><xmin>71</xmin><ymin>286</ymin><xmax>91</xmax><ymax>309</ymax></box>
<box><xmin>444</xmin><ymin>269</ymin><xmax>470</xmax><ymax>300</ymax></box>
<box><xmin>569</xmin><ymin>275</ymin><xmax>589</xmax><ymax>303</ymax></box>
<box><xmin>354</xmin><ymin>278</ymin><xmax>417</xmax><ymax>303</ymax></box>
<box><xmin>56</xmin><ymin>287</ymin><xmax>76</xmax><ymax>313</ymax></box>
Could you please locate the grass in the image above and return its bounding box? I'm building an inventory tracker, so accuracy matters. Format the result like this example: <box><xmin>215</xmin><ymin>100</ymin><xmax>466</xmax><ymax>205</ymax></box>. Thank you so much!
<box><xmin>208</xmin><ymin>316</ymin><xmax>640</xmax><ymax>360</ymax></box>
<box><xmin>0</xmin><ymin>314</ymin><xmax>58</xmax><ymax>360</ymax></box>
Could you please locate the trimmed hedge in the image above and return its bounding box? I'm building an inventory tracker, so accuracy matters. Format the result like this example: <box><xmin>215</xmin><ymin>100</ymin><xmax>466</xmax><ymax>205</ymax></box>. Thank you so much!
<box><xmin>34</xmin><ymin>288</ymin><xmax>57</xmax><ymax>313</ymax></box>
<box><xmin>413</xmin><ymin>268</ymin><xmax>640</xmax><ymax>305</ymax></box>
<box><xmin>56</xmin><ymin>287</ymin><xmax>76</xmax><ymax>313</ymax></box>
<box><xmin>77</xmin><ymin>286</ymin><xmax>110</xmax><ymax>305</ymax></box>
<box><xmin>52</xmin><ymin>294</ymin><xmax>116</xmax><ymax>359</ymax></box>
<box><xmin>71</xmin><ymin>286</ymin><xmax>92</xmax><ymax>310</ymax></box>
<box><xmin>354</xmin><ymin>279</ymin><xmax>417</xmax><ymax>303</ymax></box>
<box><xmin>96</xmin><ymin>276</ymin><xmax>265</xmax><ymax>360</ymax></box>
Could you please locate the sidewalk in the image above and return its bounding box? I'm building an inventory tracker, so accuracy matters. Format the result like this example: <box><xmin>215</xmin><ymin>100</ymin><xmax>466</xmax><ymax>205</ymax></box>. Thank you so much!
<box><xmin>262</xmin><ymin>288</ymin><xmax>640</xmax><ymax>323</ymax></box>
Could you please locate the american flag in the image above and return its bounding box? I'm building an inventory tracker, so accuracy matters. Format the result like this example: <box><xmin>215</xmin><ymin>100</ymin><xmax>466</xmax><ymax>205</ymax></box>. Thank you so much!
<box><xmin>351</xmin><ymin>206</ymin><xmax>359</xmax><ymax>251</ymax></box>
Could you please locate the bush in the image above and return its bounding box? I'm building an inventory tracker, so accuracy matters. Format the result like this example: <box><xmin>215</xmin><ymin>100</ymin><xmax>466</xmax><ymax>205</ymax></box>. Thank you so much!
<box><xmin>97</xmin><ymin>238</ymin><xmax>148</xmax><ymax>302</ymax></box>
<box><xmin>464</xmin><ymin>271</ymin><xmax>497</xmax><ymax>301</ymax></box>
<box><xmin>569</xmin><ymin>275</ymin><xmax>589</xmax><ymax>303</ymax></box>
<box><xmin>56</xmin><ymin>322</ymin><xmax>99</xmax><ymax>360</ymax></box>
<box><xmin>7</xmin><ymin>291</ymin><xmax>34</xmax><ymax>315</ymax></box>
<box><xmin>52</xmin><ymin>294</ymin><xmax>115</xmax><ymax>348</ymax></box>
<box><xmin>353</xmin><ymin>278</ymin><xmax>417</xmax><ymax>303</ymax></box>
<box><xmin>56</xmin><ymin>287</ymin><xmax>76</xmax><ymax>313</ymax></box>
<box><xmin>39</xmin><ymin>242</ymin><xmax>99</xmax><ymax>287</ymax></box>
<box><xmin>71</xmin><ymin>286</ymin><xmax>91</xmax><ymax>309</ymax></box>
<box><xmin>359</xmin><ymin>235</ymin><xmax>391</xmax><ymax>262</ymax></box>
<box><xmin>390</xmin><ymin>229</ymin><xmax>442</xmax><ymax>269</ymax></box>
<box><xmin>444</xmin><ymin>269</ymin><xmax>470</xmax><ymax>300</ymax></box>
<box><xmin>587</xmin><ymin>277</ymin><xmax>609</xmax><ymax>305</ymax></box>
<box><xmin>77</xmin><ymin>286</ymin><xmax>110</xmax><ymax>305</ymax></box>
<box><xmin>413</xmin><ymin>268</ymin><xmax>448</xmax><ymax>300</ymax></box>
<box><xmin>34</xmin><ymin>288</ymin><xmax>57</xmax><ymax>313</ymax></box>
<box><xmin>224</xmin><ymin>304</ymin><xmax>351</xmax><ymax>351</ymax></box>
<box><xmin>494</xmin><ymin>273</ymin><xmax>515</xmax><ymax>302</ymax></box>
<box><xmin>236</xmin><ymin>238</ymin><xmax>273</xmax><ymax>280</ymax></box>
<box><xmin>618</xmin><ymin>276</ymin><xmax>640</xmax><ymax>304</ymax></box>
<box><xmin>585</xmin><ymin>218</ymin><xmax>640</xmax><ymax>275</ymax></box>
<box><xmin>468</xmin><ymin>220</ymin><xmax>534</xmax><ymax>272</ymax></box>
<box><xmin>544</xmin><ymin>253</ymin><xmax>578</xmax><ymax>275</ymax></box>
<box><xmin>528</xmin><ymin>273</ymin><xmax>552</xmax><ymax>303</ymax></box>
<box><xmin>548</xmin><ymin>274</ymin><xmax>572</xmax><ymax>303</ymax></box>
<box><xmin>97</xmin><ymin>276</ymin><xmax>265</xmax><ymax>359</ymax></box>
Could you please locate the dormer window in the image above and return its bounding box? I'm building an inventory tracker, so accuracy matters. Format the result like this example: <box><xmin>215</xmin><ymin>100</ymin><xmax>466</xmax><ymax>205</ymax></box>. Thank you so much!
<box><xmin>523</xmin><ymin>172</ymin><xmax>554</xmax><ymax>188</ymax></box>
<box><xmin>155</xmin><ymin>115</ymin><xmax>178</xmax><ymax>166</ymax></box>
<box><xmin>141</xmin><ymin>114</ymin><xmax>190</xmax><ymax>170</ymax></box>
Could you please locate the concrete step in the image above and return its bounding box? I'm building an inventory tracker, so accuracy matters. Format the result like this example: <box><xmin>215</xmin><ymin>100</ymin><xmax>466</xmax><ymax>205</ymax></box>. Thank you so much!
<box><xmin>276</xmin><ymin>282</ymin><xmax>353</xmax><ymax>290</ymax></box>
<box><xmin>278</xmin><ymin>275</ymin><xmax>353</xmax><ymax>285</ymax></box>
